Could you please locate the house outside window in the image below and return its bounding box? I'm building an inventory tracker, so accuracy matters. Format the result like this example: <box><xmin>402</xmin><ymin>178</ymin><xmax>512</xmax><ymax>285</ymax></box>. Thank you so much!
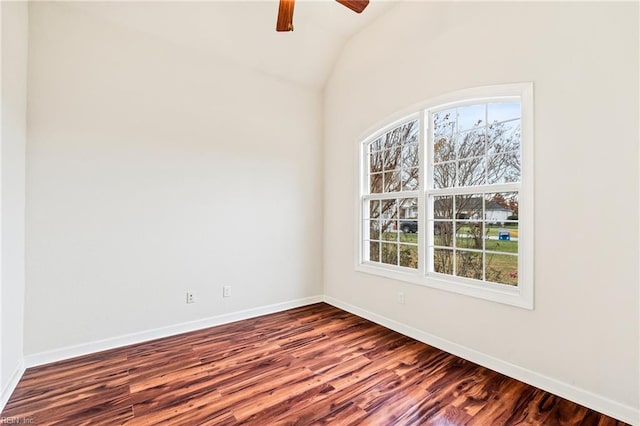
<box><xmin>358</xmin><ymin>83</ymin><xmax>533</xmax><ymax>309</ymax></box>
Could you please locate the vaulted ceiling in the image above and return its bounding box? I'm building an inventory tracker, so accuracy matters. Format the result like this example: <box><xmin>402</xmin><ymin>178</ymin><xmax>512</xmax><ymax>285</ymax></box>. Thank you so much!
<box><xmin>67</xmin><ymin>1</ymin><xmax>397</xmax><ymax>89</ymax></box>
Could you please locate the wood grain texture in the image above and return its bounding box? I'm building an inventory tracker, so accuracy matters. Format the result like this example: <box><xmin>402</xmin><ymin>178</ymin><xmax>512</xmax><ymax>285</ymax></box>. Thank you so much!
<box><xmin>276</xmin><ymin>0</ymin><xmax>295</xmax><ymax>32</ymax></box>
<box><xmin>2</xmin><ymin>303</ymin><xmax>627</xmax><ymax>425</ymax></box>
<box><xmin>336</xmin><ymin>0</ymin><xmax>369</xmax><ymax>14</ymax></box>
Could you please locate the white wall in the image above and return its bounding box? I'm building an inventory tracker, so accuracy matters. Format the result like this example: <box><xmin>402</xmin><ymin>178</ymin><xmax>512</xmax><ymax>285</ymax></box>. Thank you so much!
<box><xmin>324</xmin><ymin>1</ymin><xmax>638</xmax><ymax>422</ymax></box>
<box><xmin>24</xmin><ymin>3</ymin><xmax>323</xmax><ymax>355</ymax></box>
<box><xmin>0</xmin><ymin>0</ymin><xmax>27</xmax><ymax>401</ymax></box>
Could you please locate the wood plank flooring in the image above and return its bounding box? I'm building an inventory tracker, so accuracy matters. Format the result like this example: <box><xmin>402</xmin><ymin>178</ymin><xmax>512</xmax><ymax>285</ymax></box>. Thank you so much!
<box><xmin>2</xmin><ymin>303</ymin><xmax>627</xmax><ymax>425</ymax></box>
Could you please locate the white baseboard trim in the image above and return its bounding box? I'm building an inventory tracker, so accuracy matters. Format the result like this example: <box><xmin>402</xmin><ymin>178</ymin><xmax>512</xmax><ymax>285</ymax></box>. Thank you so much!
<box><xmin>1</xmin><ymin>358</ymin><xmax>26</xmax><ymax>413</ymax></box>
<box><xmin>24</xmin><ymin>295</ymin><xmax>323</xmax><ymax>368</ymax></box>
<box><xmin>323</xmin><ymin>296</ymin><xmax>639</xmax><ymax>426</ymax></box>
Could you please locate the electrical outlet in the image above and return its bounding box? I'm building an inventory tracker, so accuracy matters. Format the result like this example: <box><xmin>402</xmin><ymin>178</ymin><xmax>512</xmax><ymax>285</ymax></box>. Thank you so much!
<box><xmin>186</xmin><ymin>291</ymin><xmax>195</xmax><ymax>304</ymax></box>
<box><xmin>397</xmin><ymin>291</ymin><xmax>405</xmax><ymax>305</ymax></box>
<box><xmin>223</xmin><ymin>285</ymin><xmax>231</xmax><ymax>298</ymax></box>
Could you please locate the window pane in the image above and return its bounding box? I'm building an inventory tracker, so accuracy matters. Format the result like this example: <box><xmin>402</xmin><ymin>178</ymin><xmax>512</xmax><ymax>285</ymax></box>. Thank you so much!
<box><xmin>401</xmin><ymin>168</ymin><xmax>419</xmax><ymax>191</ymax></box>
<box><xmin>369</xmin><ymin>199</ymin><xmax>380</xmax><ymax>219</ymax></box>
<box><xmin>369</xmin><ymin>137</ymin><xmax>383</xmax><ymax>152</ymax></box>
<box><xmin>456</xmin><ymin>221</ymin><xmax>483</xmax><ymax>250</ymax></box>
<box><xmin>434</xmin><ymin>221</ymin><xmax>453</xmax><ymax>247</ymax></box>
<box><xmin>401</xmin><ymin>143</ymin><xmax>419</xmax><ymax>169</ymax></box>
<box><xmin>455</xmin><ymin>194</ymin><xmax>483</xmax><ymax>220</ymax></box>
<box><xmin>488</xmin><ymin>119</ymin><xmax>520</xmax><ymax>155</ymax></box>
<box><xmin>382</xmin><ymin>130</ymin><xmax>399</xmax><ymax>150</ymax></box>
<box><xmin>369</xmin><ymin>241</ymin><xmax>380</xmax><ymax>262</ymax></box>
<box><xmin>380</xmin><ymin>199</ymin><xmax>398</xmax><ymax>219</ymax></box>
<box><xmin>487</xmin><ymin>152</ymin><xmax>520</xmax><ymax>184</ymax></box>
<box><xmin>434</xmin><ymin>134</ymin><xmax>455</xmax><ymax>163</ymax></box>
<box><xmin>381</xmin><ymin>220</ymin><xmax>397</xmax><ymax>241</ymax></box>
<box><xmin>485</xmin><ymin>253</ymin><xmax>518</xmax><ymax>286</ymax></box>
<box><xmin>397</xmin><ymin>198</ymin><xmax>418</xmax><ymax>240</ymax></box>
<box><xmin>368</xmin><ymin>220</ymin><xmax>381</xmax><ymax>240</ymax></box>
<box><xmin>433</xmin><ymin>248</ymin><xmax>453</xmax><ymax>274</ymax></box>
<box><xmin>382</xmin><ymin>147</ymin><xmax>400</xmax><ymax>171</ymax></box>
<box><xmin>381</xmin><ymin>243</ymin><xmax>398</xmax><ymax>265</ymax></box>
<box><xmin>370</xmin><ymin>173</ymin><xmax>383</xmax><ymax>194</ymax></box>
<box><xmin>485</xmin><ymin>224</ymin><xmax>518</xmax><ymax>254</ymax></box>
<box><xmin>433</xmin><ymin>196</ymin><xmax>453</xmax><ymax>219</ymax></box>
<box><xmin>370</xmin><ymin>150</ymin><xmax>383</xmax><ymax>174</ymax></box>
<box><xmin>457</xmin><ymin>104</ymin><xmax>486</xmax><ymax>132</ymax></box>
<box><xmin>433</xmin><ymin>108</ymin><xmax>457</xmax><ymax>134</ymax></box>
<box><xmin>488</xmin><ymin>102</ymin><xmax>520</xmax><ymax>123</ymax></box>
<box><xmin>485</xmin><ymin>192</ymin><xmax>518</xmax><ymax>224</ymax></box>
<box><xmin>458</xmin><ymin>157</ymin><xmax>486</xmax><ymax>187</ymax></box>
<box><xmin>383</xmin><ymin>171</ymin><xmax>401</xmax><ymax>193</ymax></box>
<box><xmin>433</xmin><ymin>163</ymin><xmax>456</xmax><ymax>189</ymax></box>
<box><xmin>399</xmin><ymin>245</ymin><xmax>418</xmax><ymax>268</ymax></box>
<box><xmin>455</xmin><ymin>128</ymin><xmax>485</xmax><ymax>160</ymax></box>
<box><xmin>456</xmin><ymin>250</ymin><xmax>483</xmax><ymax>280</ymax></box>
<box><xmin>403</xmin><ymin>120</ymin><xmax>420</xmax><ymax>145</ymax></box>
<box><xmin>400</xmin><ymin>226</ymin><xmax>418</xmax><ymax>242</ymax></box>
<box><xmin>399</xmin><ymin>198</ymin><xmax>418</xmax><ymax>219</ymax></box>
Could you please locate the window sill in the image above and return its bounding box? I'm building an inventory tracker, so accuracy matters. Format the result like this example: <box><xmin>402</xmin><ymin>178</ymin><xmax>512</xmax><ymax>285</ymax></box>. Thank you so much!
<box><xmin>355</xmin><ymin>263</ymin><xmax>533</xmax><ymax>310</ymax></box>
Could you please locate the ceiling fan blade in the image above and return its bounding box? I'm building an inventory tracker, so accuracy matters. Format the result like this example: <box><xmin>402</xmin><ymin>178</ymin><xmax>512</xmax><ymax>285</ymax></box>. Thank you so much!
<box><xmin>276</xmin><ymin>0</ymin><xmax>295</xmax><ymax>31</ymax></box>
<box><xmin>336</xmin><ymin>0</ymin><xmax>369</xmax><ymax>13</ymax></box>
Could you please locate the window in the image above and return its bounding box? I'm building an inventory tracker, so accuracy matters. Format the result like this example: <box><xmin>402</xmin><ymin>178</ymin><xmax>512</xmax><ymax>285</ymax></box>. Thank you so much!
<box><xmin>358</xmin><ymin>84</ymin><xmax>533</xmax><ymax>309</ymax></box>
<box><xmin>363</xmin><ymin>119</ymin><xmax>420</xmax><ymax>269</ymax></box>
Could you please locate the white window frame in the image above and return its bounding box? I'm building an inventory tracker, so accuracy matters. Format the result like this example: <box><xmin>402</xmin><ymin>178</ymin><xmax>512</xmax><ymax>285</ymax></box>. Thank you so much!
<box><xmin>360</xmin><ymin>113</ymin><xmax>422</xmax><ymax>272</ymax></box>
<box><xmin>356</xmin><ymin>83</ymin><xmax>534</xmax><ymax>309</ymax></box>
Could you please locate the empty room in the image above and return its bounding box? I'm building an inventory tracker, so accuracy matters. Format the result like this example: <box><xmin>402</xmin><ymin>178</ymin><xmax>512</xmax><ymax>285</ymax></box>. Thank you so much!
<box><xmin>1</xmin><ymin>0</ymin><xmax>638</xmax><ymax>424</ymax></box>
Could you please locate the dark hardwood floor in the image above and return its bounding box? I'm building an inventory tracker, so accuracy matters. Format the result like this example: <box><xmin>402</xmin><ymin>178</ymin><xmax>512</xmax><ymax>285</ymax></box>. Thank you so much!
<box><xmin>2</xmin><ymin>303</ymin><xmax>627</xmax><ymax>425</ymax></box>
